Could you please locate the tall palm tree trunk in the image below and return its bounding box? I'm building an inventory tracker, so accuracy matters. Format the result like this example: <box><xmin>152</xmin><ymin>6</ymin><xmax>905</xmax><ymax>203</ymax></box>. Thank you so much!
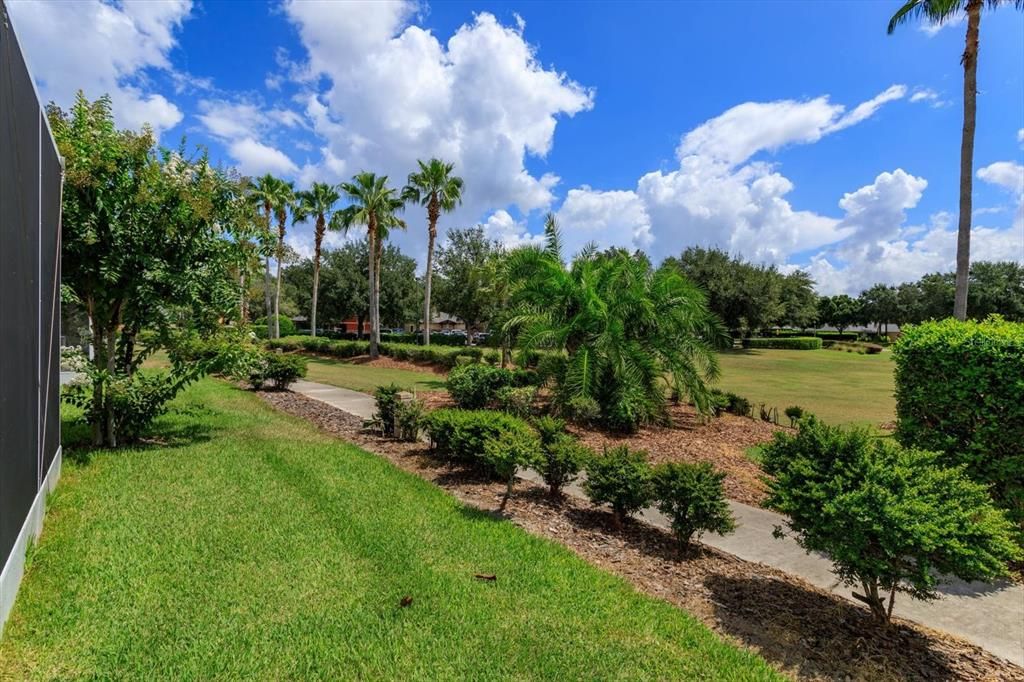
<box><xmin>274</xmin><ymin>220</ymin><xmax>285</xmax><ymax>339</ymax></box>
<box><xmin>374</xmin><ymin>238</ymin><xmax>382</xmax><ymax>347</ymax></box>
<box><xmin>311</xmin><ymin>216</ymin><xmax>325</xmax><ymax>338</ymax></box>
<box><xmin>263</xmin><ymin>205</ymin><xmax>272</xmax><ymax>323</ymax></box>
<box><xmin>954</xmin><ymin>0</ymin><xmax>981</xmax><ymax>321</ymax></box>
<box><xmin>368</xmin><ymin>219</ymin><xmax>379</xmax><ymax>359</ymax></box>
<box><xmin>423</xmin><ymin>201</ymin><xmax>439</xmax><ymax>346</ymax></box>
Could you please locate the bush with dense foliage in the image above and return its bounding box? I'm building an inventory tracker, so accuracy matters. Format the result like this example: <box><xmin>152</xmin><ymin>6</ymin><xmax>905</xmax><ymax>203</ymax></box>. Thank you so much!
<box><xmin>394</xmin><ymin>398</ymin><xmax>427</xmax><ymax>442</ymax></box>
<box><xmin>762</xmin><ymin>416</ymin><xmax>1020</xmax><ymax>624</ymax></box>
<box><xmin>533</xmin><ymin>416</ymin><xmax>591</xmax><ymax>497</ymax></box>
<box><xmin>254</xmin><ymin>315</ymin><xmax>296</xmax><ymax>338</ymax></box>
<box><xmin>495</xmin><ymin>385</ymin><xmax>537</xmax><ymax>418</ymax></box>
<box><xmin>424</xmin><ymin>409</ymin><xmax>536</xmax><ymax>465</ymax></box>
<box><xmin>583</xmin><ymin>446</ymin><xmax>654</xmax><ymax>527</ymax></box>
<box><xmin>784</xmin><ymin>405</ymin><xmax>804</xmax><ymax>427</ymax></box>
<box><xmin>652</xmin><ymin>462</ymin><xmax>735</xmax><ymax>548</ymax></box>
<box><xmin>248</xmin><ymin>352</ymin><xmax>307</xmax><ymax>390</ymax></box>
<box><xmin>481</xmin><ymin>429</ymin><xmax>543</xmax><ymax>510</ymax></box>
<box><xmin>506</xmin><ymin>218</ymin><xmax>728</xmax><ymax>433</ymax></box>
<box><xmin>742</xmin><ymin>337</ymin><xmax>822</xmax><ymax>350</ymax></box>
<box><xmin>371</xmin><ymin>384</ymin><xmax>403</xmax><ymax>437</ymax></box>
<box><xmin>268</xmin><ymin>335</ymin><xmax>502</xmax><ymax>368</ymax></box>
<box><xmin>446</xmin><ymin>364</ymin><xmax>516</xmax><ymax>409</ymax></box>
<box><xmin>893</xmin><ymin>316</ymin><xmax>1024</xmax><ymax>534</ymax></box>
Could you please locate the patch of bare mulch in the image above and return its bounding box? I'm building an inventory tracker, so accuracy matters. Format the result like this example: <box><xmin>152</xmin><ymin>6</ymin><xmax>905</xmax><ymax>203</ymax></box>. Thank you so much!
<box><xmin>258</xmin><ymin>388</ymin><xmax>1024</xmax><ymax>682</ymax></box>
<box><xmin>570</xmin><ymin>404</ymin><xmax>787</xmax><ymax>506</ymax></box>
<box><xmin>343</xmin><ymin>353</ymin><xmax>449</xmax><ymax>375</ymax></box>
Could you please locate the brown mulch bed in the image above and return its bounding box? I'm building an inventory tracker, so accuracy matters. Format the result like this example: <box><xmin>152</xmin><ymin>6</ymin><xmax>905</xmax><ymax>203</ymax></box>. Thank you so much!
<box><xmin>311</xmin><ymin>352</ymin><xmax>449</xmax><ymax>375</ymax></box>
<box><xmin>571</xmin><ymin>404</ymin><xmax>787</xmax><ymax>506</ymax></box>
<box><xmin>257</xmin><ymin>388</ymin><xmax>1024</xmax><ymax>682</ymax></box>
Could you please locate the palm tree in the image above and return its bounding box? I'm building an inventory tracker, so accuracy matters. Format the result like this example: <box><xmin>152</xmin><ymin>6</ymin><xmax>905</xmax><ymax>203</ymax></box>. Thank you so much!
<box><xmin>335</xmin><ymin>172</ymin><xmax>405</xmax><ymax>358</ymax></box>
<box><xmin>888</xmin><ymin>0</ymin><xmax>1022</xmax><ymax>320</ymax></box>
<box><xmin>293</xmin><ymin>182</ymin><xmax>341</xmax><ymax>337</ymax></box>
<box><xmin>402</xmin><ymin>159</ymin><xmax>464</xmax><ymax>345</ymax></box>
<box><xmin>250</xmin><ymin>174</ymin><xmax>283</xmax><ymax>323</ymax></box>
<box><xmin>271</xmin><ymin>181</ymin><xmax>295</xmax><ymax>339</ymax></box>
<box><xmin>505</xmin><ymin>215</ymin><xmax>728</xmax><ymax>433</ymax></box>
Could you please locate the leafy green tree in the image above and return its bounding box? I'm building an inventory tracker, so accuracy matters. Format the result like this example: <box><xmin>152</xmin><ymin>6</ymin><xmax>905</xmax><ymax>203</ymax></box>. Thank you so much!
<box><xmin>433</xmin><ymin>226</ymin><xmax>504</xmax><ymax>340</ymax></box>
<box><xmin>667</xmin><ymin>247</ymin><xmax>786</xmax><ymax>334</ymax></box>
<box><xmin>335</xmin><ymin>173</ymin><xmax>406</xmax><ymax>357</ymax></box>
<box><xmin>817</xmin><ymin>294</ymin><xmax>862</xmax><ymax>335</ymax></box>
<box><xmin>763</xmin><ymin>417</ymin><xmax>1019</xmax><ymax>624</ymax></box>
<box><xmin>402</xmin><ymin>159</ymin><xmax>464</xmax><ymax>345</ymax></box>
<box><xmin>858</xmin><ymin>284</ymin><xmax>900</xmax><ymax>334</ymax></box>
<box><xmin>888</xmin><ymin>0</ymin><xmax>1023</xmax><ymax>320</ymax></box>
<box><xmin>50</xmin><ymin>93</ymin><xmax>247</xmax><ymax>445</ymax></box>
<box><xmin>292</xmin><ymin>182</ymin><xmax>340</xmax><ymax>336</ymax></box>
<box><xmin>507</xmin><ymin>219</ymin><xmax>728</xmax><ymax>432</ymax></box>
<box><xmin>969</xmin><ymin>261</ymin><xmax>1024</xmax><ymax>320</ymax></box>
<box><xmin>652</xmin><ymin>461</ymin><xmax>736</xmax><ymax>548</ymax></box>
<box><xmin>779</xmin><ymin>270</ymin><xmax>819</xmax><ymax>329</ymax></box>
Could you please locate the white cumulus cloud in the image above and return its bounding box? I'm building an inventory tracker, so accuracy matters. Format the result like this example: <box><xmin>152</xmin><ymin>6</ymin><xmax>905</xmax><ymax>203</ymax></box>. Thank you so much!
<box><xmin>7</xmin><ymin>0</ymin><xmax>192</xmax><ymax>137</ymax></box>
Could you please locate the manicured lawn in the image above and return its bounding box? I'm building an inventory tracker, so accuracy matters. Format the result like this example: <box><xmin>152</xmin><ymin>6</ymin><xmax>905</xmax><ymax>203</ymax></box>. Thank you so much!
<box><xmin>0</xmin><ymin>380</ymin><xmax>778</xmax><ymax>680</ymax></box>
<box><xmin>304</xmin><ymin>355</ymin><xmax>446</xmax><ymax>394</ymax></box>
<box><xmin>715</xmin><ymin>348</ymin><xmax>896</xmax><ymax>427</ymax></box>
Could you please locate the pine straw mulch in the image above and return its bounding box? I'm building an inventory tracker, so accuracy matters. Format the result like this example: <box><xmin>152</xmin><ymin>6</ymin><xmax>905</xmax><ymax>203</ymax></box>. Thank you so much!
<box><xmin>257</xmin><ymin>388</ymin><xmax>1024</xmax><ymax>682</ymax></box>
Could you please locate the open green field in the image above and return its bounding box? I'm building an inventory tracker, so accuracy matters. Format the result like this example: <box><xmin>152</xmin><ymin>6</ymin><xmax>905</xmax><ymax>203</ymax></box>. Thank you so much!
<box><xmin>0</xmin><ymin>380</ymin><xmax>778</xmax><ymax>680</ymax></box>
<box><xmin>715</xmin><ymin>348</ymin><xmax>896</xmax><ymax>427</ymax></box>
<box><xmin>305</xmin><ymin>356</ymin><xmax>446</xmax><ymax>394</ymax></box>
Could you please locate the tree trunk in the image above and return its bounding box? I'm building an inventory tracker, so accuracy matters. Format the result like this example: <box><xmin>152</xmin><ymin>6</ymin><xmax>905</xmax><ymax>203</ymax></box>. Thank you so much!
<box><xmin>852</xmin><ymin>577</ymin><xmax>893</xmax><ymax>624</ymax></box>
<box><xmin>239</xmin><ymin>270</ymin><xmax>248</xmax><ymax>322</ymax></box>
<box><xmin>89</xmin><ymin>305</ymin><xmax>104</xmax><ymax>447</ymax></box>
<box><xmin>263</xmin><ymin>204</ymin><xmax>272</xmax><ymax>323</ymax></box>
<box><xmin>374</xmin><ymin>239</ymin><xmax>382</xmax><ymax>347</ymax></box>
<box><xmin>311</xmin><ymin>215</ymin><xmax>325</xmax><ymax>338</ymax></box>
<box><xmin>423</xmin><ymin>200</ymin><xmax>439</xmax><ymax>346</ymax></box>
<box><xmin>499</xmin><ymin>474</ymin><xmax>515</xmax><ymax>512</ymax></box>
<box><xmin>274</xmin><ymin>216</ymin><xmax>285</xmax><ymax>339</ymax></box>
<box><xmin>368</xmin><ymin>220</ymin><xmax>379</xmax><ymax>359</ymax></box>
<box><xmin>104</xmin><ymin>323</ymin><xmax>117</xmax><ymax>448</ymax></box>
<box><xmin>954</xmin><ymin>0</ymin><xmax>981</xmax><ymax>321</ymax></box>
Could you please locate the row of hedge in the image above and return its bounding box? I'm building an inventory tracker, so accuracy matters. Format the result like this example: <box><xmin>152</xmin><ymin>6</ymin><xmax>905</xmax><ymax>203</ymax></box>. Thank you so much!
<box><xmin>418</xmin><ymin>408</ymin><xmax>735</xmax><ymax>544</ymax></box>
<box><xmin>268</xmin><ymin>335</ymin><xmax>502</xmax><ymax>368</ymax></box>
<box><xmin>742</xmin><ymin>337</ymin><xmax>823</xmax><ymax>350</ymax></box>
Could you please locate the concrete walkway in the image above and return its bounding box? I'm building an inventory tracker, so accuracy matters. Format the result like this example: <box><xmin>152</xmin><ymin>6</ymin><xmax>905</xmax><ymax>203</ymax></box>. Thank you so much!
<box><xmin>290</xmin><ymin>379</ymin><xmax>1024</xmax><ymax>665</ymax></box>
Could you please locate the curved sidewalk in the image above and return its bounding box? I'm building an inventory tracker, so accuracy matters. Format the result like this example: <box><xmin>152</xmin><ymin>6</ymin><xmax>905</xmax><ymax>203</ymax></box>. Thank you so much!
<box><xmin>289</xmin><ymin>379</ymin><xmax>1024</xmax><ymax>665</ymax></box>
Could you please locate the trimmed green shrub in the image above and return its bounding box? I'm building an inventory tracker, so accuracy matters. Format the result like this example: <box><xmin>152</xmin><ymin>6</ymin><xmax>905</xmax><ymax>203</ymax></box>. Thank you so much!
<box><xmin>394</xmin><ymin>398</ymin><xmax>427</xmax><ymax>442</ymax></box>
<box><xmin>481</xmin><ymin>429</ymin><xmax>543</xmax><ymax>510</ymax></box>
<box><xmin>742</xmin><ymin>337</ymin><xmax>822</xmax><ymax>350</ymax></box>
<box><xmin>762</xmin><ymin>416</ymin><xmax>1020</xmax><ymax>624</ymax></box>
<box><xmin>784</xmin><ymin>405</ymin><xmax>804</xmax><ymax>427</ymax></box>
<box><xmin>254</xmin><ymin>315</ymin><xmax>296</xmax><ymax>337</ymax></box>
<box><xmin>447</xmin><ymin>364</ymin><xmax>516</xmax><ymax>409</ymax></box>
<box><xmin>893</xmin><ymin>316</ymin><xmax>1024</xmax><ymax>533</ymax></box>
<box><xmin>538</xmin><ymin>434</ymin><xmax>592</xmax><ymax>498</ymax></box>
<box><xmin>652</xmin><ymin>462</ymin><xmax>735</xmax><ymax>548</ymax></box>
<box><xmin>371</xmin><ymin>384</ymin><xmax>403</xmax><ymax>437</ymax></box>
<box><xmin>262</xmin><ymin>352</ymin><xmax>307</xmax><ymax>390</ymax></box>
<box><xmin>424</xmin><ymin>409</ymin><xmax>536</xmax><ymax>464</ymax></box>
<box><xmin>495</xmin><ymin>385</ymin><xmax>537</xmax><ymax>418</ymax></box>
<box><xmin>583</xmin><ymin>446</ymin><xmax>654</xmax><ymax>527</ymax></box>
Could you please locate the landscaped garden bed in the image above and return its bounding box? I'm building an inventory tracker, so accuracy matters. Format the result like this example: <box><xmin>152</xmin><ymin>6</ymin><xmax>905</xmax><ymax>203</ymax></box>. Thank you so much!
<box><xmin>258</xmin><ymin>387</ymin><xmax>1024</xmax><ymax>681</ymax></box>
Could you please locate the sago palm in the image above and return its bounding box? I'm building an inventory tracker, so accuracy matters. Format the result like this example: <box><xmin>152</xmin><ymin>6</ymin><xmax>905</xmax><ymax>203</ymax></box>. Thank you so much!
<box><xmin>888</xmin><ymin>0</ymin><xmax>1023</xmax><ymax>320</ymax></box>
<box><xmin>335</xmin><ymin>172</ymin><xmax>405</xmax><ymax>358</ymax></box>
<box><xmin>506</xmin><ymin>215</ymin><xmax>728</xmax><ymax>432</ymax></box>
<box><xmin>402</xmin><ymin>159</ymin><xmax>464</xmax><ymax>345</ymax></box>
<box><xmin>293</xmin><ymin>182</ymin><xmax>340</xmax><ymax>337</ymax></box>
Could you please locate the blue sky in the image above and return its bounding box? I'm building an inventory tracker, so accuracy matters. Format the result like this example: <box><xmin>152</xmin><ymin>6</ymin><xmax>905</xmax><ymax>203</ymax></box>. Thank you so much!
<box><xmin>10</xmin><ymin>0</ymin><xmax>1024</xmax><ymax>293</ymax></box>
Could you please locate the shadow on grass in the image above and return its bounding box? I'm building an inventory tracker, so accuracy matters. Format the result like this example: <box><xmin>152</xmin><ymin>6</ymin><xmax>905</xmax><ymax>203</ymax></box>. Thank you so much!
<box><xmin>703</xmin><ymin>573</ymin><xmax>967</xmax><ymax>681</ymax></box>
<box><xmin>61</xmin><ymin>407</ymin><xmax>217</xmax><ymax>465</ymax></box>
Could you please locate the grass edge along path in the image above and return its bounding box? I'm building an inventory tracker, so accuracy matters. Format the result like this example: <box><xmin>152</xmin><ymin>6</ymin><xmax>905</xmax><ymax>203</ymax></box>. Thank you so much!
<box><xmin>0</xmin><ymin>379</ymin><xmax>781</xmax><ymax>680</ymax></box>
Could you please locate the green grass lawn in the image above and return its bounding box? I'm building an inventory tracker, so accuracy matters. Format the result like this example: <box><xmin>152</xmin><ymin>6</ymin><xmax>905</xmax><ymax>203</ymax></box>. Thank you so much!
<box><xmin>715</xmin><ymin>348</ymin><xmax>896</xmax><ymax>427</ymax></box>
<box><xmin>0</xmin><ymin>380</ymin><xmax>778</xmax><ymax>680</ymax></box>
<box><xmin>304</xmin><ymin>355</ymin><xmax>447</xmax><ymax>394</ymax></box>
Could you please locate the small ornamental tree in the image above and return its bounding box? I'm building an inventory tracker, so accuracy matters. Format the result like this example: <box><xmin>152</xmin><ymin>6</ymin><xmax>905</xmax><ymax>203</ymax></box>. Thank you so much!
<box><xmin>762</xmin><ymin>417</ymin><xmax>1019</xmax><ymax>624</ymax></box>
<box><xmin>893</xmin><ymin>316</ymin><xmax>1024</xmax><ymax>534</ymax></box>
<box><xmin>652</xmin><ymin>462</ymin><xmax>735</xmax><ymax>549</ymax></box>
<box><xmin>481</xmin><ymin>430</ymin><xmax>542</xmax><ymax>511</ymax></box>
<box><xmin>583</xmin><ymin>446</ymin><xmax>654</xmax><ymax>528</ymax></box>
